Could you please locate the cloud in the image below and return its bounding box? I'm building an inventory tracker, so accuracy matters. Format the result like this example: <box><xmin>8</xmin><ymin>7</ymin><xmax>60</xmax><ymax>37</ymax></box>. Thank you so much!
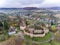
<box><xmin>0</xmin><ymin>0</ymin><xmax>60</xmax><ymax>8</ymax></box>
<box><xmin>40</xmin><ymin>0</ymin><xmax>60</xmax><ymax>7</ymax></box>
<box><xmin>21</xmin><ymin>0</ymin><xmax>43</xmax><ymax>5</ymax></box>
<box><xmin>0</xmin><ymin>0</ymin><xmax>44</xmax><ymax>8</ymax></box>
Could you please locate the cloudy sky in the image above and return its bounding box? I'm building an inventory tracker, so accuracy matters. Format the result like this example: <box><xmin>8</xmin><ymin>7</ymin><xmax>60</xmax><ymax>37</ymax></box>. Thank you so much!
<box><xmin>0</xmin><ymin>0</ymin><xmax>60</xmax><ymax>8</ymax></box>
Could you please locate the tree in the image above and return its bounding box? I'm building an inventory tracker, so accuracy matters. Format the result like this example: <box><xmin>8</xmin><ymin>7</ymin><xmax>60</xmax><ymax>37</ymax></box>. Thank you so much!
<box><xmin>4</xmin><ymin>21</ymin><xmax>9</xmax><ymax>30</ymax></box>
<box><xmin>0</xmin><ymin>21</ymin><xmax>3</xmax><ymax>27</ymax></box>
<box><xmin>0</xmin><ymin>21</ymin><xmax>3</xmax><ymax>31</ymax></box>
<box><xmin>25</xmin><ymin>20</ymin><xmax>30</xmax><ymax>26</ymax></box>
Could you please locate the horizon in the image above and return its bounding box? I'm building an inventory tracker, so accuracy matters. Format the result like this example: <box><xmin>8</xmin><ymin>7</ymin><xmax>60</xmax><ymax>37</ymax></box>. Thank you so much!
<box><xmin>0</xmin><ymin>6</ymin><xmax>60</xmax><ymax>8</ymax></box>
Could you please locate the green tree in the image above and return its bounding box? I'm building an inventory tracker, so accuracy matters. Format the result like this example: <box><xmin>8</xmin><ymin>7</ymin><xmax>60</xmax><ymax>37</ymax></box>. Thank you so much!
<box><xmin>0</xmin><ymin>21</ymin><xmax>3</xmax><ymax>34</ymax></box>
<box><xmin>4</xmin><ymin>21</ymin><xmax>9</xmax><ymax>30</ymax></box>
<box><xmin>0</xmin><ymin>21</ymin><xmax>3</xmax><ymax>27</ymax></box>
<box><xmin>25</xmin><ymin>20</ymin><xmax>30</xmax><ymax>26</ymax></box>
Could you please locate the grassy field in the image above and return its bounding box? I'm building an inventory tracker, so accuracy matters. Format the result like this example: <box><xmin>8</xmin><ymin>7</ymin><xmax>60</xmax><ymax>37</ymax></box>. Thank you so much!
<box><xmin>24</xmin><ymin>40</ymin><xmax>60</xmax><ymax>45</ymax></box>
<box><xmin>24</xmin><ymin>32</ymin><xmax>52</xmax><ymax>42</ymax></box>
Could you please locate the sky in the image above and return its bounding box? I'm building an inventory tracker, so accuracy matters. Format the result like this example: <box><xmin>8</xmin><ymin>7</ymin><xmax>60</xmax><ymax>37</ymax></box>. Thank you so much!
<box><xmin>0</xmin><ymin>0</ymin><xmax>60</xmax><ymax>8</ymax></box>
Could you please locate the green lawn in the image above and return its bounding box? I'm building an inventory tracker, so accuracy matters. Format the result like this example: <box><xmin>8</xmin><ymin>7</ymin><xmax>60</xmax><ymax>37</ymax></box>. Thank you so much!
<box><xmin>40</xmin><ymin>43</ymin><xmax>51</xmax><ymax>45</ymax></box>
<box><xmin>24</xmin><ymin>32</ymin><xmax>52</xmax><ymax>42</ymax></box>
<box><xmin>39</xmin><ymin>40</ymin><xmax>60</xmax><ymax>45</ymax></box>
<box><xmin>50</xmin><ymin>40</ymin><xmax>60</xmax><ymax>45</ymax></box>
<box><xmin>24</xmin><ymin>40</ymin><xmax>60</xmax><ymax>45</ymax></box>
